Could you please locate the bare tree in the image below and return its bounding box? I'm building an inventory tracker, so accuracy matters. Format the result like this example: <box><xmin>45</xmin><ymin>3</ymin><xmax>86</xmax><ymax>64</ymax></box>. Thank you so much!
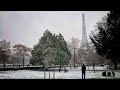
<box><xmin>13</xmin><ymin>44</ymin><xmax>32</xmax><ymax>67</ymax></box>
<box><xmin>68</xmin><ymin>37</ymin><xmax>80</xmax><ymax>68</ymax></box>
<box><xmin>86</xmin><ymin>43</ymin><xmax>105</xmax><ymax>66</ymax></box>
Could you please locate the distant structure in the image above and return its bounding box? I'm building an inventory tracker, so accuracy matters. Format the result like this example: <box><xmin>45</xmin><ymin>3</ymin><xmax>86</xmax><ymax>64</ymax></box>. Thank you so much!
<box><xmin>78</xmin><ymin>13</ymin><xmax>90</xmax><ymax>65</ymax></box>
<box><xmin>81</xmin><ymin>13</ymin><xmax>89</xmax><ymax>49</ymax></box>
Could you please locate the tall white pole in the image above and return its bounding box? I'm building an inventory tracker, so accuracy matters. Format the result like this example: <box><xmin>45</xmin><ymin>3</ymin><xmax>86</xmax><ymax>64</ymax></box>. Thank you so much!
<box><xmin>49</xmin><ymin>70</ymin><xmax>50</xmax><ymax>79</ymax></box>
<box><xmin>44</xmin><ymin>65</ymin><xmax>46</xmax><ymax>79</ymax></box>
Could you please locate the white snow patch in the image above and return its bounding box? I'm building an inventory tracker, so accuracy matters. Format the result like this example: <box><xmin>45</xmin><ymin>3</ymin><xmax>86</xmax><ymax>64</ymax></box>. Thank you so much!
<box><xmin>0</xmin><ymin>66</ymin><xmax>119</xmax><ymax>79</ymax></box>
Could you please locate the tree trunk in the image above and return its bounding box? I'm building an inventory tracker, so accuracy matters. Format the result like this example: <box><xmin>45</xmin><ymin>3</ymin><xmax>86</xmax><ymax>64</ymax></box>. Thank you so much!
<box><xmin>3</xmin><ymin>54</ymin><xmax>5</xmax><ymax>68</ymax></box>
<box><xmin>93</xmin><ymin>63</ymin><xmax>95</xmax><ymax>71</ymax></box>
<box><xmin>70</xmin><ymin>64</ymin><xmax>71</xmax><ymax>69</ymax></box>
<box><xmin>42</xmin><ymin>64</ymin><xmax>44</xmax><ymax>70</ymax></box>
<box><xmin>3</xmin><ymin>64</ymin><xmax>5</xmax><ymax>68</ymax></box>
<box><xmin>59</xmin><ymin>59</ymin><xmax>61</xmax><ymax>72</ymax></box>
<box><xmin>23</xmin><ymin>56</ymin><xmax>24</xmax><ymax>67</ymax></box>
<box><xmin>74</xmin><ymin>48</ymin><xmax>76</xmax><ymax>68</ymax></box>
<box><xmin>112</xmin><ymin>60</ymin><xmax>117</xmax><ymax>70</ymax></box>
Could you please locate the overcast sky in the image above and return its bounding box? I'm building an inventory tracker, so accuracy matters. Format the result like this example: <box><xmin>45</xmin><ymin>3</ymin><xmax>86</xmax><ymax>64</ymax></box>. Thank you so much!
<box><xmin>0</xmin><ymin>11</ymin><xmax>109</xmax><ymax>48</ymax></box>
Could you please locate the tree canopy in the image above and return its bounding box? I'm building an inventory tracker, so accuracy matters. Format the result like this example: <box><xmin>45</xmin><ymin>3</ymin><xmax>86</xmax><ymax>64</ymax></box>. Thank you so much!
<box><xmin>12</xmin><ymin>44</ymin><xmax>31</xmax><ymax>66</ymax></box>
<box><xmin>90</xmin><ymin>11</ymin><xmax>120</xmax><ymax>69</ymax></box>
<box><xmin>30</xmin><ymin>30</ymin><xmax>71</xmax><ymax>69</ymax></box>
<box><xmin>0</xmin><ymin>40</ymin><xmax>11</xmax><ymax>65</ymax></box>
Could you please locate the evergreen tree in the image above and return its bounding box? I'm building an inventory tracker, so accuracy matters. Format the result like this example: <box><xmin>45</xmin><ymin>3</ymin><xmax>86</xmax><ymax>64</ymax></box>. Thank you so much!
<box><xmin>0</xmin><ymin>40</ymin><xmax>11</xmax><ymax>67</ymax></box>
<box><xmin>90</xmin><ymin>11</ymin><xmax>120</xmax><ymax>69</ymax></box>
<box><xmin>30</xmin><ymin>30</ymin><xmax>71</xmax><ymax>70</ymax></box>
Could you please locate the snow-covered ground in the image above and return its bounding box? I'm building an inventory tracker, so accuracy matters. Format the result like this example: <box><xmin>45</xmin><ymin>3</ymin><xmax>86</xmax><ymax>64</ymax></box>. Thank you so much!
<box><xmin>0</xmin><ymin>66</ymin><xmax>120</xmax><ymax>79</ymax></box>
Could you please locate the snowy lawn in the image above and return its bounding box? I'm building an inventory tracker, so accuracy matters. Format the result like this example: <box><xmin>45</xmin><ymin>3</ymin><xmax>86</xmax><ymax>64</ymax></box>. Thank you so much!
<box><xmin>0</xmin><ymin>66</ymin><xmax>120</xmax><ymax>79</ymax></box>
